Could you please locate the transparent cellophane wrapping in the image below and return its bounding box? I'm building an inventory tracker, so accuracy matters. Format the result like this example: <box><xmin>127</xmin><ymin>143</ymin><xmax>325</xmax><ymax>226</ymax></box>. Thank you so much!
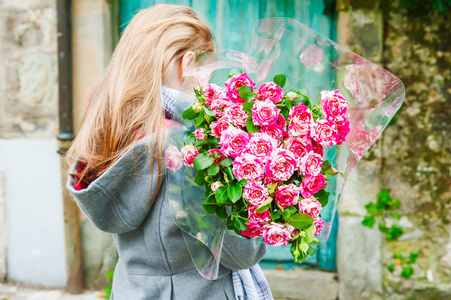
<box><xmin>165</xmin><ymin>18</ymin><xmax>405</xmax><ymax>280</ymax></box>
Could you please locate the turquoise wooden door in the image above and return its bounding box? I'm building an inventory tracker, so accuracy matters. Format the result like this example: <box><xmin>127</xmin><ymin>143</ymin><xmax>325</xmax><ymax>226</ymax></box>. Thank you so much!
<box><xmin>119</xmin><ymin>0</ymin><xmax>338</xmax><ymax>271</ymax></box>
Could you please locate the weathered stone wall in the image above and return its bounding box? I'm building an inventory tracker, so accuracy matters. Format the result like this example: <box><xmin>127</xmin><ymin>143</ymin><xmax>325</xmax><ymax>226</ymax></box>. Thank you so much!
<box><xmin>0</xmin><ymin>0</ymin><xmax>58</xmax><ymax>139</ymax></box>
<box><xmin>337</xmin><ymin>0</ymin><xmax>451</xmax><ymax>299</ymax></box>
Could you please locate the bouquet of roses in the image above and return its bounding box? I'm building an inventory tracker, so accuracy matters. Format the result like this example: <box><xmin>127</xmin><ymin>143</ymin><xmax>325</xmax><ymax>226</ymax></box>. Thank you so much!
<box><xmin>171</xmin><ymin>72</ymin><xmax>350</xmax><ymax>263</ymax></box>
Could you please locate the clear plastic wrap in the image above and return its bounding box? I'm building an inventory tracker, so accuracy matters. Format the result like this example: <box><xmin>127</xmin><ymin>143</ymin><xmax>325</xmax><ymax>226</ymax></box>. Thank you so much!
<box><xmin>165</xmin><ymin>18</ymin><xmax>405</xmax><ymax>280</ymax></box>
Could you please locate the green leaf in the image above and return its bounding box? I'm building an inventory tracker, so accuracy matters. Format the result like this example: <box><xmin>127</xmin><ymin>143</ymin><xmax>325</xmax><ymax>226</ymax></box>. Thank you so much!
<box><xmin>387</xmin><ymin>264</ymin><xmax>395</xmax><ymax>272</ymax></box>
<box><xmin>256</xmin><ymin>203</ymin><xmax>271</xmax><ymax>213</ymax></box>
<box><xmin>242</xmin><ymin>101</ymin><xmax>255</xmax><ymax>114</ymax></box>
<box><xmin>225</xmin><ymin>166</ymin><xmax>235</xmax><ymax>181</ymax></box>
<box><xmin>215</xmin><ymin>186</ymin><xmax>229</xmax><ymax>204</ymax></box>
<box><xmin>182</xmin><ymin>107</ymin><xmax>197</xmax><ymax>120</ymax></box>
<box><xmin>307</xmin><ymin>244</ymin><xmax>316</xmax><ymax>256</ymax></box>
<box><xmin>270</xmin><ymin>209</ymin><xmax>281</xmax><ymax>220</ymax></box>
<box><xmin>246</xmin><ymin>116</ymin><xmax>260</xmax><ymax>134</ymax></box>
<box><xmin>362</xmin><ymin>215</ymin><xmax>376</xmax><ymax>228</ymax></box>
<box><xmin>203</xmin><ymin>107</ymin><xmax>217</xmax><ymax>116</ymax></box>
<box><xmin>193</xmin><ymin>152</ymin><xmax>214</xmax><ymax>170</ymax></box>
<box><xmin>410</xmin><ymin>252</ymin><xmax>419</xmax><ymax>263</ymax></box>
<box><xmin>238</xmin><ymin>86</ymin><xmax>256</xmax><ymax>102</ymax></box>
<box><xmin>401</xmin><ymin>266</ymin><xmax>414</xmax><ymax>279</ymax></box>
<box><xmin>106</xmin><ymin>269</ymin><xmax>114</xmax><ymax>280</ymax></box>
<box><xmin>286</xmin><ymin>206</ymin><xmax>298</xmax><ymax>215</ymax></box>
<box><xmin>202</xmin><ymin>202</ymin><xmax>217</xmax><ymax>214</ymax></box>
<box><xmin>386</xmin><ymin>224</ymin><xmax>403</xmax><ymax>240</ymax></box>
<box><xmin>394</xmin><ymin>253</ymin><xmax>403</xmax><ymax>260</ymax></box>
<box><xmin>289</xmin><ymin>213</ymin><xmax>314</xmax><ymax>230</ymax></box>
<box><xmin>267</xmin><ymin>182</ymin><xmax>278</xmax><ymax>195</ymax></box>
<box><xmin>220</xmin><ymin>158</ymin><xmax>233</xmax><ymax>167</ymax></box>
<box><xmin>282</xmin><ymin>209</ymin><xmax>291</xmax><ymax>221</ymax></box>
<box><xmin>233</xmin><ymin>217</ymin><xmax>248</xmax><ymax>231</ymax></box>
<box><xmin>195</xmin><ymin>112</ymin><xmax>204</xmax><ymax>127</ymax></box>
<box><xmin>273</xmin><ymin>74</ymin><xmax>286</xmax><ymax>88</ymax></box>
<box><xmin>378</xmin><ymin>222</ymin><xmax>387</xmax><ymax>232</ymax></box>
<box><xmin>304</xmin><ymin>225</ymin><xmax>316</xmax><ymax>244</ymax></box>
<box><xmin>314</xmin><ymin>189</ymin><xmax>331</xmax><ymax>207</ymax></box>
<box><xmin>228</xmin><ymin>182</ymin><xmax>242</xmax><ymax>203</ymax></box>
<box><xmin>194</xmin><ymin>170</ymin><xmax>206</xmax><ymax>186</ymax></box>
<box><xmin>239</xmin><ymin>178</ymin><xmax>248</xmax><ymax>187</ymax></box>
<box><xmin>207</xmin><ymin>164</ymin><xmax>220</xmax><ymax>176</ymax></box>
<box><xmin>215</xmin><ymin>206</ymin><xmax>228</xmax><ymax>219</ymax></box>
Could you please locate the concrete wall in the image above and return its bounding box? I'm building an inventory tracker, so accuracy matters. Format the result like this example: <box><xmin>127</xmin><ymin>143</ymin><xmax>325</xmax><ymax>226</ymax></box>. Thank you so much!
<box><xmin>0</xmin><ymin>0</ymin><xmax>67</xmax><ymax>287</ymax></box>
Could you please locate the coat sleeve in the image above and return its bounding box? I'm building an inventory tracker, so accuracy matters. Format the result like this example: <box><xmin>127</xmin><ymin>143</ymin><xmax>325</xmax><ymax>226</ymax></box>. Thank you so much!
<box><xmin>66</xmin><ymin>136</ymin><xmax>163</xmax><ymax>234</ymax></box>
<box><xmin>219</xmin><ymin>232</ymin><xmax>267</xmax><ymax>270</ymax></box>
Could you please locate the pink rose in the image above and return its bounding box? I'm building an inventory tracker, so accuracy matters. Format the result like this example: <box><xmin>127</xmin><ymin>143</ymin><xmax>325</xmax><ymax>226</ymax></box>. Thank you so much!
<box><xmin>298</xmin><ymin>197</ymin><xmax>322</xmax><ymax>218</ymax></box>
<box><xmin>232</xmin><ymin>153</ymin><xmax>265</xmax><ymax>182</ymax></box>
<box><xmin>288</xmin><ymin>104</ymin><xmax>313</xmax><ymax>136</ymax></box>
<box><xmin>299</xmin><ymin>45</ymin><xmax>324</xmax><ymax>69</ymax></box>
<box><xmin>211</xmin><ymin>98</ymin><xmax>232</xmax><ymax>117</ymax></box>
<box><xmin>275</xmin><ymin>184</ymin><xmax>300</xmax><ymax>208</ymax></box>
<box><xmin>286</xmin><ymin>135</ymin><xmax>324</xmax><ymax>158</ymax></box>
<box><xmin>165</xmin><ymin>146</ymin><xmax>183</xmax><ymax>171</ymax></box>
<box><xmin>181</xmin><ymin>145</ymin><xmax>199</xmax><ymax>167</ymax></box>
<box><xmin>247</xmin><ymin>205</ymin><xmax>271</xmax><ymax>222</ymax></box>
<box><xmin>311</xmin><ymin>120</ymin><xmax>339</xmax><ymax>146</ymax></box>
<box><xmin>211</xmin><ymin>181</ymin><xmax>223</xmax><ymax>192</ymax></box>
<box><xmin>208</xmin><ymin>148</ymin><xmax>226</xmax><ymax>165</ymax></box>
<box><xmin>299</xmin><ymin>150</ymin><xmax>323</xmax><ymax>177</ymax></box>
<box><xmin>219</xmin><ymin>127</ymin><xmax>250</xmax><ymax>158</ymax></box>
<box><xmin>344</xmin><ymin>57</ymin><xmax>401</xmax><ymax>108</ymax></box>
<box><xmin>336</xmin><ymin>118</ymin><xmax>350</xmax><ymax>145</ymax></box>
<box><xmin>240</xmin><ymin>220</ymin><xmax>264</xmax><ymax>238</ymax></box>
<box><xmin>243</xmin><ymin>181</ymin><xmax>269</xmax><ymax>206</ymax></box>
<box><xmin>224</xmin><ymin>103</ymin><xmax>249</xmax><ymax>127</ymax></box>
<box><xmin>194</xmin><ymin>128</ymin><xmax>207</xmax><ymax>140</ymax></box>
<box><xmin>252</xmin><ymin>99</ymin><xmax>279</xmax><ymax>127</ymax></box>
<box><xmin>263</xmin><ymin>223</ymin><xmax>291</xmax><ymax>246</ymax></box>
<box><xmin>300</xmin><ymin>174</ymin><xmax>325</xmax><ymax>198</ymax></box>
<box><xmin>246</xmin><ymin>133</ymin><xmax>278</xmax><ymax>158</ymax></box>
<box><xmin>203</xmin><ymin>84</ymin><xmax>225</xmax><ymax>106</ymax></box>
<box><xmin>321</xmin><ymin>90</ymin><xmax>348</xmax><ymax>121</ymax></box>
<box><xmin>265</xmin><ymin>149</ymin><xmax>297</xmax><ymax>181</ymax></box>
<box><xmin>260</xmin><ymin>124</ymin><xmax>284</xmax><ymax>141</ymax></box>
<box><xmin>313</xmin><ymin>218</ymin><xmax>325</xmax><ymax>236</ymax></box>
<box><xmin>225</xmin><ymin>73</ymin><xmax>256</xmax><ymax>103</ymax></box>
<box><xmin>346</xmin><ymin>123</ymin><xmax>382</xmax><ymax>161</ymax></box>
<box><xmin>257</xmin><ymin>82</ymin><xmax>283</xmax><ymax>103</ymax></box>
<box><xmin>286</xmin><ymin>224</ymin><xmax>299</xmax><ymax>239</ymax></box>
<box><xmin>276</xmin><ymin>114</ymin><xmax>287</xmax><ymax>128</ymax></box>
<box><xmin>210</xmin><ymin>118</ymin><xmax>231</xmax><ymax>138</ymax></box>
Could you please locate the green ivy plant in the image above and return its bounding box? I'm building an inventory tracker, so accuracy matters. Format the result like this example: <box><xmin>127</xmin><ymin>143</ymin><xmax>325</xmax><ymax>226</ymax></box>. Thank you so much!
<box><xmin>387</xmin><ymin>252</ymin><xmax>419</xmax><ymax>279</ymax></box>
<box><xmin>100</xmin><ymin>269</ymin><xmax>114</xmax><ymax>299</ymax></box>
<box><xmin>362</xmin><ymin>189</ymin><xmax>403</xmax><ymax>241</ymax></box>
<box><xmin>362</xmin><ymin>190</ymin><xmax>420</xmax><ymax>277</ymax></box>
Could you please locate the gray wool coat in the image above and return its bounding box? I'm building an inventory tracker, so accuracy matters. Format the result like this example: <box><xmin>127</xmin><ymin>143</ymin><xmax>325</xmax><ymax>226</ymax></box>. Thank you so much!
<box><xmin>67</xmin><ymin>135</ymin><xmax>267</xmax><ymax>300</ymax></box>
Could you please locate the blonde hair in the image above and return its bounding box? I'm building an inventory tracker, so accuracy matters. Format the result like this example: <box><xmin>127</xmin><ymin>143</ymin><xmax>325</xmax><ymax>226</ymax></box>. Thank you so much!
<box><xmin>67</xmin><ymin>4</ymin><xmax>215</xmax><ymax>202</ymax></box>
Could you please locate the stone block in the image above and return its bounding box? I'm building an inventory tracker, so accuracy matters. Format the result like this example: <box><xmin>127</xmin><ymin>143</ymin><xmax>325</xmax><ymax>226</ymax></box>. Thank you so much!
<box><xmin>263</xmin><ymin>269</ymin><xmax>338</xmax><ymax>300</ymax></box>
<box><xmin>338</xmin><ymin>160</ymin><xmax>380</xmax><ymax>216</ymax></box>
<box><xmin>18</xmin><ymin>53</ymin><xmax>58</xmax><ymax>108</ymax></box>
<box><xmin>0</xmin><ymin>172</ymin><xmax>6</xmax><ymax>282</ymax></box>
<box><xmin>337</xmin><ymin>216</ymin><xmax>383</xmax><ymax>300</ymax></box>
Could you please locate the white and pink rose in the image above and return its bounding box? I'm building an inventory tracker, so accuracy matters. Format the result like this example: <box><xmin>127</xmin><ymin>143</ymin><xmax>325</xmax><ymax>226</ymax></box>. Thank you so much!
<box><xmin>181</xmin><ymin>145</ymin><xmax>199</xmax><ymax>167</ymax></box>
<box><xmin>320</xmin><ymin>89</ymin><xmax>347</xmax><ymax>121</ymax></box>
<box><xmin>299</xmin><ymin>150</ymin><xmax>323</xmax><ymax>177</ymax></box>
<box><xmin>298</xmin><ymin>197</ymin><xmax>322</xmax><ymax>218</ymax></box>
<box><xmin>257</xmin><ymin>82</ymin><xmax>284</xmax><ymax>103</ymax></box>
<box><xmin>300</xmin><ymin>174</ymin><xmax>326</xmax><ymax>198</ymax></box>
<box><xmin>275</xmin><ymin>184</ymin><xmax>300</xmax><ymax>208</ymax></box>
<box><xmin>194</xmin><ymin>128</ymin><xmax>207</xmax><ymax>140</ymax></box>
<box><xmin>165</xmin><ymin>146</ymin><xmax>183</xmax><ymax>171</ymax></box>
<box><xmin>265</xmin><ymin>149</ymin><xmax>297</xmax><ymax>181</ymax></box>
<box><xmin>243</xmin><ymin>181</ymin><xmax>269</xmax><ymax>206</ymax></box>
<box><xmin>288</xmin><ymin>104</ymin><xmax>313</xmax><ymax>136</ymax></box>
<box><xmin>252</xmin><ymin>99</ymin><xmax>280</xmax><ymax>127</ymax></box>
<box><xmin>225</xmin><ymin>73</ymin><xmax>256</xmax><ymax>103</ymax></box>
<box><xmin>219</xmin><ymin>127</ymin><xmax>250</xmax><ymax>158</ymax></box>
<box><xmin>232</xmin><ymin>153</ymin><xmax>265</xmax><ymax>182</ymax></box>
<box><xmin>263</xmin><ymin>223</ymin><xmax>291</xmax><ymax>246</ymax></box>
<box><xmin>311</xmin><ymin>120</ymin><xmax>339</xmax><ymax>146</ymax></box>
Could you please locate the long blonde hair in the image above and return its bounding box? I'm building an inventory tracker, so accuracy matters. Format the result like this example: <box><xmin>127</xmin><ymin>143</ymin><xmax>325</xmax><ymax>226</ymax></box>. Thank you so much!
<box><xmin>67</xmin><ymin>4</ymin><xmax>215</xmax><ymax>202</ymax></box>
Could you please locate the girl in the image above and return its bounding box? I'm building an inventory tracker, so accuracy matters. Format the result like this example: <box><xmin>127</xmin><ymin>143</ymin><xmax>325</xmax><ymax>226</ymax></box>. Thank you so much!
<box><xmin>66</xmin><ymin>4</ymin><xmax>271</xmax><ymax>300</ymax></box>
